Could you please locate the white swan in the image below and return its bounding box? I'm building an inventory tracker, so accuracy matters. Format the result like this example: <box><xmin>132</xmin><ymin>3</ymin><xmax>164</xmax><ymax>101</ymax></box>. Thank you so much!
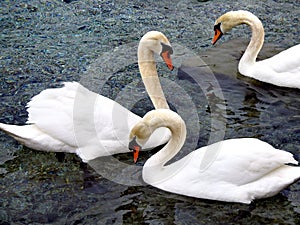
<box><xmin>0</xmin><ymin>31</ymin><xmax>174</xmax><ymax>162</ymax></box>
<box><xmin>129</xmin><ymin>109</ymin><xmax>300</xmax><ymax>204</ymax></box>
<box><xmin>212</xmin><ymin>10</ymin><xmax>300</xmax><ymax>89</ymax></box>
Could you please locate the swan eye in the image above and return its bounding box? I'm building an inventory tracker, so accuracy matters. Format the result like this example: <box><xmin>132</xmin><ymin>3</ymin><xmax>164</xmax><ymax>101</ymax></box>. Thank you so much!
<box><xmin>160</xmin><ymin>43</ymin><xmax>174</xmax><ymax>70</ymax></box>
<box><xmin>212</xmin><ymin>23</ymin><xmax>223</xmax><ymax>45</ymax></box>
<box><xmin>213</xmin><ymin>23</ymin><xmax>221</xmax><ymax>32</ymax></box>
<box><xmin>161</xmin><ymin>43</ymin><xmax>173</xmax><ymax>55</ymax></box>
<box><xmin>128</xmin><ymin>136</ymin><xmax>142</xmax><ymax>163</ymax></box>
<box><xmin>128</xmin><ymin>136</ymin><xmax>142</xmax><ymax>151</ymax></box>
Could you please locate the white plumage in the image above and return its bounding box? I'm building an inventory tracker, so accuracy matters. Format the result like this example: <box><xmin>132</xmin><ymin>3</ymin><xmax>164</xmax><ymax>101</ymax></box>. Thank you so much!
<box><xmin>213</xmin><ymin>10</ymin><xmax>300</xmax><ymax>88</ymax></box>
<box><xmin>0</xmin><ymin>31</ymin><xmax>174</xmax><ymax>162</ymax></box>
<box><xmin>130</xmin><ymin>109</ymin><xmax>300</xmax><ymax>204</ymax></box>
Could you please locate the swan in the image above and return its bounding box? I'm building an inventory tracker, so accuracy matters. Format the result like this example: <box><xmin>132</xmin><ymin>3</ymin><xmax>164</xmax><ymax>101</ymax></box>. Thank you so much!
<box><xmin>212</xmin><ymin>10</ymin><xmax>300</xmax><ymax>89</ymax></box>
<box><xmin>0</xmin><ymin>31</ymin><xmax>174</xmax><ymax>162</ymax></box>
<box><xmin>129</xmin><ymin>109</ymin><xmax>300</xmax><ymax>204</ymax></box>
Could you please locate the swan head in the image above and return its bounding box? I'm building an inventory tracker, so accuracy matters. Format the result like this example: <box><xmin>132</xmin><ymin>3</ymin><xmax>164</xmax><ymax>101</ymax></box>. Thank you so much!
<box><xmin>129</xmin><ymin>109</ymin><xmax>169</xmax><ymax>163</ymax></box>
<box><xmin>129</xmin><ymin>121</ymin><xmax>153</xmax><ymax>163</ymax></box>
<box><xmin>129</xmin><ymin>109</ymin><xmax>185</xmax><ymax>163</ymax></box>
<box><xmin>212</xmin><ymin>10</ymin><xmax>258</xmax><ymax>45</ymax></box>
<box><xmin>139</xmin><ymin>31</ymin><xmax>174</xmax><ymax>70</ymax></box>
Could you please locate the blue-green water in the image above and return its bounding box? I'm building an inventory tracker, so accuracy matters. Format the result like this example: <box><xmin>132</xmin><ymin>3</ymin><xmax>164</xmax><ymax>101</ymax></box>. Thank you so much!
<box><xmin>1</xmin><ymin>0</ymin><xmax>299</xmax><ymax>224</ymax></box>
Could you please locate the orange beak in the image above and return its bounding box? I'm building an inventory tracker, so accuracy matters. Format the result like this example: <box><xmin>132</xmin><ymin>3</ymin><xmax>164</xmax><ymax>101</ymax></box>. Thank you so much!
<box><xmin>212</xmin><ymin>28</ymin><xmax>223</xmax><ymax>45</ymax></box>
<box><xmin>129</xmin><ymin>136</ymin><xmax>141</xmax><ymax>163</ymax></box>
<box><xmin>133</xmin><ymin>146</ymin><xmax>140</xmax><ymax>163</ymax></box>
<box><xmin>161</xmin><ymin>51</ymin><xmax>174</xmax><ymax>71</ymax></box>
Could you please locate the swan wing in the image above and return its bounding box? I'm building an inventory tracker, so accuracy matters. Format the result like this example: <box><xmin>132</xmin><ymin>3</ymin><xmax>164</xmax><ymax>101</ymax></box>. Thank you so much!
<box><xmin>19</xmin><ymin>82</ymin><xmax>169</xmax><ymax>161</ymax></box>
<box><xmin>25</xmin><ymin>82</ymin><xmax>140</xmax><ymax>160</ymax></box>
<box><xmin>251</xmin><ymin>44</ymin><xmax>300</xmax><ymax>88</ymax></box>
<box><xmin>0</xmin><ymin>82</ymin><xmax>81</xmax><ymax>153</ymax></box>
<box><xmin>155</xmin><ymin>138</ymin><xmax>300</xmax><ymax>203</ymax></box>
<box><xmin>26</xmin><ymin>82</ymin><xmax>80</xmax><ymax>147</ymax></box>
<box><xmin>194</xmin><ymin>138</ymin><xmax>298</xmax><ymax>185</ymax></box>
<box><xmin>263</xmin><ymin>44</ymin><xmax>300</xmax><ymax>74</ymax></box>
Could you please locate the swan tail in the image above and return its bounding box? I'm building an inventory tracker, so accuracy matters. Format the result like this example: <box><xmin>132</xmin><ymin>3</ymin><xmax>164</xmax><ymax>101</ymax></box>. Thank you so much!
<box><xmin>0</xmin><ymin>122</ymin><xmax>34</xmax><ymax>140</ymax></box>
<box><xmin>280</xmin><ymin>149</ymin><xmax>299</xmax><ymax>165</ymax></box>
<box><xmin>274</xmin><ymin>165</ymin><xmax>300</xmax><ymax>184</ymax></box>
<box><xmin>246</xmin><ymin>165</ymin><xmax>300</xmax><ymax>201</ymax></box>
<box><xmin>0</xmin><ymin>122</ymin><xmax>74</xmax><ymax>153</ymax></box>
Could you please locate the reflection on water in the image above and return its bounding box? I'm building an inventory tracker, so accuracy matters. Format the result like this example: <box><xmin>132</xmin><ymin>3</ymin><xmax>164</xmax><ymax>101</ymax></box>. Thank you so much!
<box><xmin>0</xmin><ymin>0</ymin><xmax>299</xmax><ymax>224</ymax></box>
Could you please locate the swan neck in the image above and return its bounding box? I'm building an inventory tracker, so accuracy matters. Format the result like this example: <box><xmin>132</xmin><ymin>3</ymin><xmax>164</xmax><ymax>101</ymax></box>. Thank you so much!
<box><xmin>143</xmin><ymin>110</ymin><xmax>186</xmax><ymax>182</ymax></box>
<box><xmin>239</xmin><ymin>15</ymin><xmax>264</xmax><ymax>67</ymax></box>
<box><xmin>138</xmin><ymin>44</ymin><xmax>169</xmax><ymax>109</ymax></box>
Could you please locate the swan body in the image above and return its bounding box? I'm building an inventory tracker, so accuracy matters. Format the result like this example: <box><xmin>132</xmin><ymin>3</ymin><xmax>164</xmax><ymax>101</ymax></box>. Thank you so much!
<box><xmin>0</xmin><ymin>31</ymin><xmax>174</xmax><ymax>162</ymax></box>
<box><xmin>129</xmin><ymin>109</ymin><xmax>300</xmax><ymax>204</ymax></box>
<box><xmin>212</xmin><ymin>10</ymin><xmax>300</xmax><ymax>89</ymax></box>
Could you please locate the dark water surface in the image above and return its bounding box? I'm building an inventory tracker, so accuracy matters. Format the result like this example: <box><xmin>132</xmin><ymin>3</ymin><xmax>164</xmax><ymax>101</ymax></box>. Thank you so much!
<box><xmin>1</xmin><ymin>0</ymin><xmax>300</xmax><ymax>224</ymax></box>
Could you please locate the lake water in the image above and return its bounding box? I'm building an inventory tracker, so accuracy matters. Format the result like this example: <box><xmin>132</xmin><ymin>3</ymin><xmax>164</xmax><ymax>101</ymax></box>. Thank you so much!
<box><xmin>0</xmin><ymin>0</ymin><xmax>299</xmax><ymax>224</ymax></box>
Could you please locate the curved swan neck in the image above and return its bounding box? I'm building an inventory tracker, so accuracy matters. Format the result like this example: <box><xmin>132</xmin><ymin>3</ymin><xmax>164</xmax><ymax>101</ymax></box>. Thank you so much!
<box><xmin>238</xmin><ymin>12</ymin><xmax>265</xmax><ymax>67</ymax></box>
<box><xmin>138</xmin><ymin>42</ymin><xmax>169</xmax><ymax>109</ymax></box>
<box><xmin>143</xmin><ymin>109</ymin><xmax>186</xmax><ymax>172</ymax></box>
